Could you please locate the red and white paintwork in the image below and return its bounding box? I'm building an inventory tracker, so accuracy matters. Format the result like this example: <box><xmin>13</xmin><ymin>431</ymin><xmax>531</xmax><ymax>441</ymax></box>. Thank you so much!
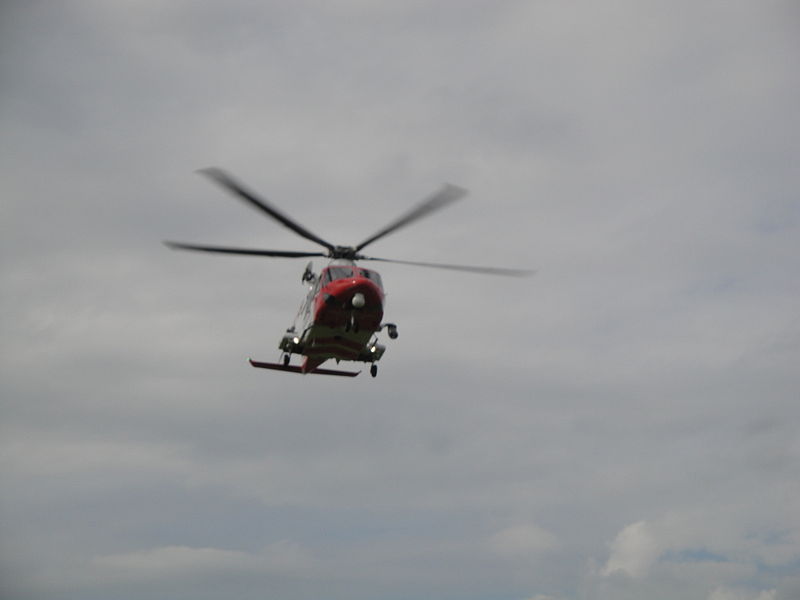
<box><xmin>249</xmin><ymin>261</ymin><xmax>393</xmax><ymax>376</ymax></box>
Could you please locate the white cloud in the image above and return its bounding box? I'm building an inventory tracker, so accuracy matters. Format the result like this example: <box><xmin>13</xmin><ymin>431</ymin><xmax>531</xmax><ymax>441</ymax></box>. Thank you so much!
<box><xmin>707</xmin><ymin>587</ymin><xmax>777</xmax><ymax>600</ymax></box>
<box><xmin>596</xmin><ymin>513</ymin><xmax>799</xmax><ymax>599</ymax></box>
<box><xmin>94</xmin><ymin>545</ymin><xmax>258</xmax><ymax>573</ymax></box>
<box><xmin>92</xmin><ymin>541</ymin><xmax>312</xmax><ymax>581</ymax></box>
<box><xmin>600</xmin><ymin>521</ymin><xmax>660</xmax><ymax>578</ymax></box>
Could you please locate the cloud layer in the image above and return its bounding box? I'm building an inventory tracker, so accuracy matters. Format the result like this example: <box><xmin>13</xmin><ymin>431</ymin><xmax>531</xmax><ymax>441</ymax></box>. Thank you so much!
<box><xmin>1</xmin><ymin>1</ymin><xmax>798</xmax><ymax>599</ymax></box>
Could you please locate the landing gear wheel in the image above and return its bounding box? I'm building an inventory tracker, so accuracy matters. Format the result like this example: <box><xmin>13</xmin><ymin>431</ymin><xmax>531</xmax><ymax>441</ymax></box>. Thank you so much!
<box><xmin>370</xmin><ymin>364</ymin><xmax>378</xmax><ymax>378</ymax></box>
<box><xmin>282</xmin><ymin>354</ymin><xmax>290</xmax><ymax>366</ymax></box>
<box><xmin>388</xmin><ymin>325</ymin><xmax>398</xmax><ymax>339</ymax></box>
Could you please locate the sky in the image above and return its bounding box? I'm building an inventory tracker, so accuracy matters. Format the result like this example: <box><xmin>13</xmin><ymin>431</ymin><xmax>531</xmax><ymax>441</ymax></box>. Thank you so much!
<box><xmin>1</xmin><ymin>1</ymin><xmax>799</xmax><ymax>599</ymax></box>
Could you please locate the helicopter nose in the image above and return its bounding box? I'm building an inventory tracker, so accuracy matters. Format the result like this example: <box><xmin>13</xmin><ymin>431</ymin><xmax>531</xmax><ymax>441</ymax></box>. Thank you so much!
<box><xmin>351</xmin><ymin>292</ymin><xmax>366</xmax><ymax>308</ymax></box>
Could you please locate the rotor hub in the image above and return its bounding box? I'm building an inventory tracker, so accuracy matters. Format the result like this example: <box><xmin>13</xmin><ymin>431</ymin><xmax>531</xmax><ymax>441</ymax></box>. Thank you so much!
<box><xmin>330</xmin><ymin>245</ymin><xmax>359</xmax><ymax>260</ymax></box>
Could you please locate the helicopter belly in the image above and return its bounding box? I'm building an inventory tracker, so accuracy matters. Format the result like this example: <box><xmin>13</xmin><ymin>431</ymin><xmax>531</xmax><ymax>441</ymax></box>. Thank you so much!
<box><xmin>277</xmin><ymin>278</ymin><xmax>386</xmax><ymax>374</ymax></box>
<box><xmin>302</xmin><ymin>325</ymin><xmax>372</xmax><ymax>361</ymax></box>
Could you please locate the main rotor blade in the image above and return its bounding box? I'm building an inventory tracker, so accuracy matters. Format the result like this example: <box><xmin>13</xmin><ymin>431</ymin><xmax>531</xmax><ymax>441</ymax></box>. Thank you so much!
<box><xmin>198</xmin><ymin>167</ymin><xmax>336</xmax><ymax>253</ymax></box>
<box><xmin>359</xmin><ymin>255</ymin><xmax>535</xmax><ymax>277</ymax></box>
<box><xmin>164</xmin><ymin>241</ymin><xmax>326</xmax><ymax>258</ymax></box>
<box><xmin>354</xmin><ymin>184</ymin><xmax>467</xmax><ymax>252</ymax></box>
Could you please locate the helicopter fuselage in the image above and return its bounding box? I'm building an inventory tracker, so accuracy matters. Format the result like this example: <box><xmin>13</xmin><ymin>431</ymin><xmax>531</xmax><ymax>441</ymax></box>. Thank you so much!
<box><xmin>251</xmin><ymin>262</ymin><xmax>395</xmax><ymax>376</ymax></box>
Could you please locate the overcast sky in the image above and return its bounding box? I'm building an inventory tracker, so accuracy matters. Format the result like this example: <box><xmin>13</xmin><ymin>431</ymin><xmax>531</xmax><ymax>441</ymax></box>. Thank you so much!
<box><xmin>1</xmin><ymin>1</ymin><xmax>799</xmax><ymax>599</ymax></box>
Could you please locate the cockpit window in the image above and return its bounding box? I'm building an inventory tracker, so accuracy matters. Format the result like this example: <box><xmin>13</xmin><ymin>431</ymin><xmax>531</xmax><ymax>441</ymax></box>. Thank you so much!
<box><xmin>359</xmin><ymin>269</ymin><xmax>383</xmax><ymax>289</ymax></box>
<box><xmin>322</xmin><ymin>266</ymin><xmax>353</xmax><ymax>284</ymax></box>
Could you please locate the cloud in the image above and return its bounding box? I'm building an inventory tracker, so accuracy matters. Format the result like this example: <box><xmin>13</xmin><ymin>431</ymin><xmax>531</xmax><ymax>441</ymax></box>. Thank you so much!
<box><xmin>707</xmin><ymin>587</ymin><xmax>777</xmax><ymax>600</ymax></box>
<box><xmin>91</xmin><ymin>542</ymin><xmax>312</xmax><ymax>582</ymax></box>
<box><xmin>94</xmin><ymin>545</ymin><xmax>258</xmax><ymax>573</ymax></box>
<box><xmin>1</xmin><ymin>1</ymin><xmax>798</xmax><ymax>599</ymax></box>
<box><xmin>489</xmin><ymin>523</ymin><xmax>558</xmax><ymax>557</ymax></box>
<box><xmin>597</xmin><ymin>513</ymin><xmax>800</xmax><ymax>599</ymax></box>
<box><xmin>600</xmin><ymin>521</ymin><xmax>660</xmax><ymax>578</ymax></box>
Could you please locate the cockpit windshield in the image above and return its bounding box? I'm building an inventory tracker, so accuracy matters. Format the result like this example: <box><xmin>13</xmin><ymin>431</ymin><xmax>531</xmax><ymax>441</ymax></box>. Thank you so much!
<box><xmin>359</xmin><ymin>269</ymin><xmax>383</xmax><ymax>289</ymax></box>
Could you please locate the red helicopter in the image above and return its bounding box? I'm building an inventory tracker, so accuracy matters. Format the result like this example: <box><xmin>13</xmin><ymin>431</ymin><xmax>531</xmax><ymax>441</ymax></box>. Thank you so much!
<box><xmin>166</xmin><ymin>168</ymin><xmax>531</xmax><ymax>377</ymax></box>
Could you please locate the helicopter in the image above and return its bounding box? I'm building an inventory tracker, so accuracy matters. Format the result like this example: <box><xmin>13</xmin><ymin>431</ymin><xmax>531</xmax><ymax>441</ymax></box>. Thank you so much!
<box><xmin>165</xmin><ymin>168</ymin><xmax>532</xmax><ymax>377</ymax></box>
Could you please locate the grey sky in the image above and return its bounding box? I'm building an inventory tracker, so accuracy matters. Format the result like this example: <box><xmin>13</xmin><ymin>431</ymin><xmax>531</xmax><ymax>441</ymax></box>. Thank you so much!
<box><xmin>1</xmin><ymin>1</ymin><xmax>799</xmax><ymax>599</ymax></box>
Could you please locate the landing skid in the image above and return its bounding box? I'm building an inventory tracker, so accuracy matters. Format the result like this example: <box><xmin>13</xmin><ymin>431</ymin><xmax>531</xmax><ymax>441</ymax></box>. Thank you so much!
<box><xmin>249</xmin><ymin>359</ymin><xmax>360</xmax><ymax>377</ymax></box>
